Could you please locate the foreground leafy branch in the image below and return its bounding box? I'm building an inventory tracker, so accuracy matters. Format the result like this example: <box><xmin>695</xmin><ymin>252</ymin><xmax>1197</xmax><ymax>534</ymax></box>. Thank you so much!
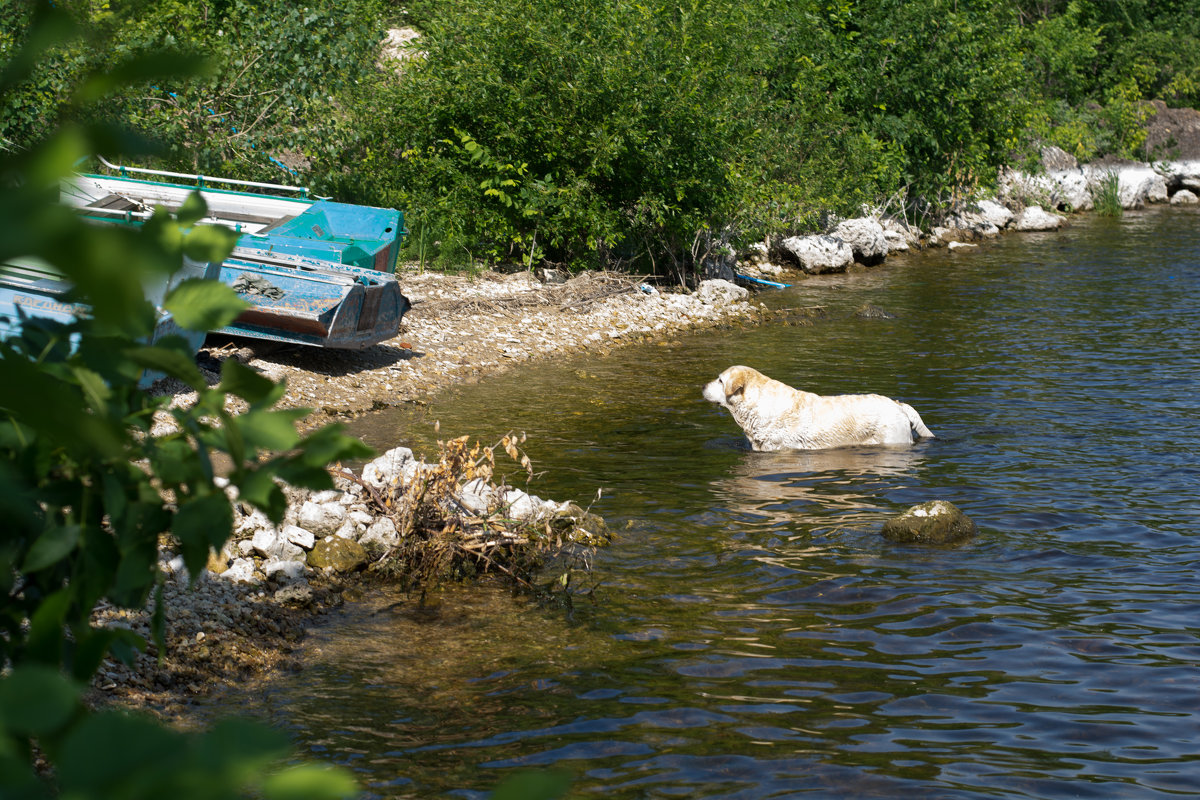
<box><xmin>0</xmin><ymin>8</ymin><xmax>367</xmax><ymax>798</ymax></box>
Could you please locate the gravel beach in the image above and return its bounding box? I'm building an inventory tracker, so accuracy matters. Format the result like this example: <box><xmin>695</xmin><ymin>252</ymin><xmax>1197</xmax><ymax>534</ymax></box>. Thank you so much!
<box><xmin>218</xmin><ymin>268</ymin><xmax>769</xmax><ymax>427</ymax></box>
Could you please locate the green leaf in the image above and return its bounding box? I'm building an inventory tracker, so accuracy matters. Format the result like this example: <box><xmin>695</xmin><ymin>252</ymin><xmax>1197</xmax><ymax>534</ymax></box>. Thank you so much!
<box><xmin>297</xmin><ymin>423</ymin><xmax>374</xmax><ymax>467</ymax></box>
<box><xmin>193</xmin><ymin>718</ymin><xmax>291</xmax><ymax>780</ymax></box>
<box><xmin>57</xmin><ymin>711</ymin><xmax>184</xmax><ymax>794</ymax></box>
<box><xmin>0</xmin><ymin>666</ymin><xmax>80</xmax><ymax>737</ymax></box>
<box><xmin>164</xmin><ymin>278</ymin><xmax>248</xmax><ymax>332</ymax></box>
<box><xmin>260</xmin><ymin>764</ymin><xmax>359</xmax><ymax>800</ymax></box>
<box><xmin>218</xmin><ymin>358</ymin><xmax>284</xmax><ymax>406</ymax></box>
<box><xmin>234</xmin><ymin>469</ymin><xmax>288</xmax><ymax>523</ymax></box>
<box><xmin>236</xmin><ymin>409</ymin><xmax>305</xmax><ymax>451</ymax></box>
<box><xmin>71</xmin><ymin>626</ymin><xmax>146</xmax><ymax>682</ymax></box>
<box><xmin>109</xmin><ymin>538</ymin><xmax>158</xmax><ymax>608</ymax></box>
<box><xmin>70</xmin><ymin>365</ymin><xmax>112</xmax><ymax>413</ymax></box>
<box><xmin>173</xmin><ymin>493</ymin><xmax>234</xmax><ymax>577</ymax></box>
<box><xmin>176</xmin><ymin>192</ymin><xmax>210</xmax><ymax>227</ymax></box>
<box><xmin>0</xmin><ymin>752</ymin><xmax>44</xmax><ymax>800</ymax></box>
<box><xmin>26</xmin><ymin>589</ymin><xmax>71</xmax><ymax>667</ymax></box>
<box><xmin>181</xmin><ymin>223</ymin><xmax>239</xmax><ymax>264</ymax></box>
<box><xmin>21</xmin><ymin>525</ymin><xmax>81</xmax><ymax>573</ymax></box>
<box><xmin>128</xmin><ymin>343</ymin><xmax>206</xmax><ymax>389</ymax></box>
<box><xmin>27</xmin><ymin>126</ymin><xmax>91</xmax><ymax>189</ymax></box>
<box><xmin>149</xmin><ymin>436</ymin><xmax>206</xmax><ymax>486</ymax></box>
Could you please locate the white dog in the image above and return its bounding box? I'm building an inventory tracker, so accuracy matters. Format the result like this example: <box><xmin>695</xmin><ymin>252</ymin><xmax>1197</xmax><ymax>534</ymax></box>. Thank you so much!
<box><xmin>703</xmin><ymin>365</ymin><xmax>935</xmax><ymax>451</ymax></box>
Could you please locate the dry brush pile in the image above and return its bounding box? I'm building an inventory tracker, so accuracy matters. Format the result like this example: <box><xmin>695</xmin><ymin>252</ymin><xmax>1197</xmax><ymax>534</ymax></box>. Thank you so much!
<box><xmin>335</xmin><ymin>431</ymin><xmax>610</xmax><ymax>599</ymax></box>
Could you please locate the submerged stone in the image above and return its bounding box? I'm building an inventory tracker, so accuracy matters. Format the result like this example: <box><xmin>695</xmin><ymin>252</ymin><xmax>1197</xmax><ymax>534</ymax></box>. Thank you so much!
<box><xmin>881</xmin><ymin>500</ymin><xmax>977</xmax><ymax>545</ymax></box>
<box><xmin>855</xmin><ymin>303</ymin><xmax>897</xmax><ymax>319</ymax></box>
<box><xmin>307</xmin><ymin>537</ymin><xmax>368</xmax><ymax>572</ymax></box>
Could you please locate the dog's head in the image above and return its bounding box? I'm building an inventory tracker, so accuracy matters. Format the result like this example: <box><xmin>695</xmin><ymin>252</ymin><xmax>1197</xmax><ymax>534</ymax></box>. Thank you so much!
<box><xmin>703</xmin><ymin>365</ymin><xmax>762</xmax><ymax>409</ymax></box>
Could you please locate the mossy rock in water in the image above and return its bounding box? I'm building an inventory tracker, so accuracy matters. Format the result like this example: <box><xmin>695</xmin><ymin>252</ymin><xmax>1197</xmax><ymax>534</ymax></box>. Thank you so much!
<box><xmin>307</xmin><ymin>537</ymin><xmax>368</xmax><ymax>572</ymax></box>
<box><xmin>881</xmin><ymin>500</ymin><xmax>977</xmax><ymax>545</ymax></box>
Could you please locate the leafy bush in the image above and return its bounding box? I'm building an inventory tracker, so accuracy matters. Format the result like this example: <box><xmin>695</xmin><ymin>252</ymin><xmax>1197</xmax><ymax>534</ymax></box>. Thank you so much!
<box><xmin>110</xmin><ymin>0</ymin><xmax>386</xmax><ymax>181</ymax></box>
<box><xmin>1</xmin><ymin>0</ymin><xmax>387</xmax><ymax>183</ymax></box>
<box><xmin>360</xmin><ymin>0</ymin><xmax>885</xmax><ymax>276</ymax></box>
<box><xmin>1019</xmin><ymin>1</ymin><xmax>1101</xmax><ymax>106</ymax></box>
<box><xmin>839</xmin><ymin>0</ymin><xmax>1035</xmax><ymax>203</ymax></box>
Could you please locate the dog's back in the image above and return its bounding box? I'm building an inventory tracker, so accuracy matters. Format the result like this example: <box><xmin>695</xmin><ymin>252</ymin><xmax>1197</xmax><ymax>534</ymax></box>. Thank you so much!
<box><xmin>786</xmin><ymin>392</ymin><xmax>929</xmax><ymax>449</ymax></box>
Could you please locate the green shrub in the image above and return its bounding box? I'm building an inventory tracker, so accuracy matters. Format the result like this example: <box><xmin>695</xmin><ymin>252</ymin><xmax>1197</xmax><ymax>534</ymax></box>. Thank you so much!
<box><xmin>361</xmin><ymin>0</ymin><xmax>889</xmax><ymax>276</ymax></box>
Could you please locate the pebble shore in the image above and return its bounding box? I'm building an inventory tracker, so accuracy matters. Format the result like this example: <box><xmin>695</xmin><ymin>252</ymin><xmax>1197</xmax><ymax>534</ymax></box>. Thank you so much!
<box><xmin>234</xmin><ymin>269</ymin><xmax>769</xmax><ymax>426</ymax></box>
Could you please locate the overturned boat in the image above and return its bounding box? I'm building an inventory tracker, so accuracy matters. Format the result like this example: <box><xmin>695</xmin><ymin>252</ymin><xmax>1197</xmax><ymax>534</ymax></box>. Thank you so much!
<box><xmin>60</xmin><ymin>159</ymin><xmax>410</xmax><ymax>349</ymax></box>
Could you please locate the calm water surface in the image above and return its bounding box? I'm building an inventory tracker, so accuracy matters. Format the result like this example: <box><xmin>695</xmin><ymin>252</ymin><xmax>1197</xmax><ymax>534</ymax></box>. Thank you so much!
<box><xmin>216</xmin><ymin>208</ymin><xmax>1200</xmax><ymax>797</ymax></box>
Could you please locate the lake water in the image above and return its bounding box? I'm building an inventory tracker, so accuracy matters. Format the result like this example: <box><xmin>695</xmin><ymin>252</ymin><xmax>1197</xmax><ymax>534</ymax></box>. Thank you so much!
<box><xmin>215</xmin><ymin>208</ymin><xmax>1200</xmax><ymax>797</ymax></box>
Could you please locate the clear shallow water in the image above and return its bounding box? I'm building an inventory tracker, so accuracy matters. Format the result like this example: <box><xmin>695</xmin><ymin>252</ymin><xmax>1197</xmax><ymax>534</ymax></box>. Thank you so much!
<box><xmin>215</xmin><ymin>208</ymin><xmax>1200</xmax><ymax>797</ymax></box>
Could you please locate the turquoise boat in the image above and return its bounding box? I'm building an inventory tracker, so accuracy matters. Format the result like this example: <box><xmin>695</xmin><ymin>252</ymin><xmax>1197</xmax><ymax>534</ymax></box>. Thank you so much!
<box><xmin>63</xmin><ymin>158</ymin><xmax>404</xmax><ymax>273</ymax></box>
<box><xmin>60</xmin><ymin>159</ymin><xmax>410</xmax><ymax>349</ymax></box>
<box><xmin>215</xmin><ymin>248</ymin><xmax>410</xmax><ymax>349</ymax></box>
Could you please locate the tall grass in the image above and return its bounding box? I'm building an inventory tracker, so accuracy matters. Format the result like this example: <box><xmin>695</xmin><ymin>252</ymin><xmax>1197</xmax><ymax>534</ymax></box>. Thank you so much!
<box><xmin>1093</xmin><ymin>170</ymin><xmax>1124</xmax><ymax>217</ymax></box>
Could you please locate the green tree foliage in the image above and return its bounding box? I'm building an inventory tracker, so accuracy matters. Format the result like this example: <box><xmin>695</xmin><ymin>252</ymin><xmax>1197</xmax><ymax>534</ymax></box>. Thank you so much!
<box><xmin>2</xmin><ymin>0</ymin><xmax>386</xmax><ymax>181</ymax></box>
<box><xmin>1018</xmin><ymin>0</ymin><xmax>1200</xmax><ymax>156</ymax></box>
<box><xmin>9</xmin><ymin>0</ymin><xmax>1199</xmax><ymax>277</ymax></box>
<box><xmin>833</xmin><ymin>0</ymin><xmax>1034</xmax><ymax>201</ymax></box>
<box><xmin>356</xmin><ymin>0</ymin><xmax>898</xmax><ymax>275</ymax></box>
<box><xmin>107</xmin><ymin>0</ymin><xmax>386</xmax><ymax>179</ymax></box>
<box><xmin>1</xmin><ymin>7</ymin><xmax>368</xmax><ymax>797</ymax></box>
<box><xmin>0</xmin><ymin>1</ymin><xmax>91</xmax><ymax>146</ymax></box>
<box><xmin>362</xmin><ymin>0</ymin><xmax>1198</xmax><ymax>268</ymax></box>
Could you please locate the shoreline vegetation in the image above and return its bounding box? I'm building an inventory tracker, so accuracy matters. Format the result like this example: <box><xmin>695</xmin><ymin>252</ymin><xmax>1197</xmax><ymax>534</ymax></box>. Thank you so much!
<box><xmin>7</xmin><ymin>0</ymin><xmax>1200</xmax><ymax>793</ymax></box>
<box><xmin>8</xmin><ymin>0</ymin><xmax>1200</xmax><ymax>282</ymax></box>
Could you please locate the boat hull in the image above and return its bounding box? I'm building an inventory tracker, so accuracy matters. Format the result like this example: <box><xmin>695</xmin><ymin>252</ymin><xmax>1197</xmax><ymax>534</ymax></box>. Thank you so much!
<box><xmin>0</xmin><ymin>256</ymin><xmax>221</xmax><ymax>385</ymax></box>
<box><xmin>218</xmin><ymin>252</ymin><xmax>410</xmax><ymax>349</ymax></box>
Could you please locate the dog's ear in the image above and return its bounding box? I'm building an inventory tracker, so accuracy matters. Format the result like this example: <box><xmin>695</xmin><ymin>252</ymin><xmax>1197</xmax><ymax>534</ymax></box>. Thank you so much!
<box><xmin>725</xmin><ymin>371</ymin><xmax>745</xmax><ymax>398</ymax></box>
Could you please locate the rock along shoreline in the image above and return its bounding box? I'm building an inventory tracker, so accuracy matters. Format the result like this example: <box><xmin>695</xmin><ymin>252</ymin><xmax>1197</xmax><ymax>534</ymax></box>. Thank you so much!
<box><xmin>111</xmin><ymin>149</ymin><xmax>1199</xmax><ymax>720</ymax></box>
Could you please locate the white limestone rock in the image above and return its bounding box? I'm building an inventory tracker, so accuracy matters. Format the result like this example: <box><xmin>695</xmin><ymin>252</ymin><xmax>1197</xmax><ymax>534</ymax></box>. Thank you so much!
<box><xmin>833</xmin><ymin>218</ymin><xmax>888</xmax><ymax>264</ymax></box>
<box><xmin>220</xmin><ymin>558</ymin><xmax>259</xmax><ymax>583</ymax></box>
<box><xmin>262</xmin><ymin>559</ymin><xmax>308</xmax><ymax>584</ymax></box>
<box><xmin>361</xmin><ymin>446</ymin><xmax>420</xmax><ymax>491</ymax></box>
<box><xmin>1012</xmin><ymin>206</ymin><xmax>1065</xmax><ymax>231</ymax></box>
<box><xmin>696</xmin><ymin>279</ymin><xmax>748</xmax><ymax>306</ymax></box>
<box><xmin>283</xmin><ymin>524</ymin><xmax>316</xmax><ymax>550</ymax></box>
<box><xmin>360</xmin><ymin>517</ymin><xmax>400</xmax><ymax>549</ymax></box>
<box><xmin>777</xmin><ymin>234</ymin><xmax>854</xmax><ymax>274</ymax></box>
<box><xmin>297</xmin><ymin>500</ymin><xmax>346</xmax><ymax>537</ymax></box>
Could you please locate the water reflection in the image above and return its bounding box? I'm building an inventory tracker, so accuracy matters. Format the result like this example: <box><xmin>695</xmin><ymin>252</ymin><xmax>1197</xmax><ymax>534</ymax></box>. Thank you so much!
<box><xmin>709</xmin><ymin>444</ymin><xmax>932</xmax><ymax>529</ymax></box>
